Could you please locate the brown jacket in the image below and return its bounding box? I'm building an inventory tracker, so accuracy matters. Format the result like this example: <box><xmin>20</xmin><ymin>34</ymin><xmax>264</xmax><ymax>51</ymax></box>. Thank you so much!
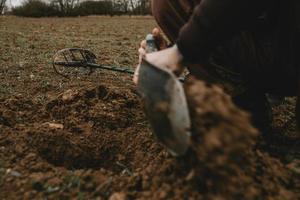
<box><xmin>176</xmin><ymin>0</ymin><xmax>300</xmax><ymax>95</ymax></box>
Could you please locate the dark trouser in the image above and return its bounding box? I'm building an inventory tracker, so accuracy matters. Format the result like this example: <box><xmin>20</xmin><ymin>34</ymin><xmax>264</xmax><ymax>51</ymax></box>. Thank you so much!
<box><xmin>152</xmin><ymin>0</ymin><xmax>272</xmax><ymax>131</ymax></box>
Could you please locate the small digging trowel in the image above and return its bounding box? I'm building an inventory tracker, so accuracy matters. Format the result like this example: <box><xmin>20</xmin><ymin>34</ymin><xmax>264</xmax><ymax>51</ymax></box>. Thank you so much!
<box><xmin>137</xmin><ymin>34</ymin><xmax>191</xmax><ymax>156</ymax></box>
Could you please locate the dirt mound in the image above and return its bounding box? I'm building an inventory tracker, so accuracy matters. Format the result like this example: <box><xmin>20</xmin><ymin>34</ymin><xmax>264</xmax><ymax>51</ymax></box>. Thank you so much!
<box><xmin>0</xmin><ymin>95</ymin><xmax>41</xmax><ymax>127</ymax></box>
<box><xmin>25</xmin><ymin>85</ymin><xmax>163</xmax><ymax>171</ymax></box>
<box><xmin>45</xmin><ymin>85</ymin><xmax>141</xmax><ymax>132</ymax></box>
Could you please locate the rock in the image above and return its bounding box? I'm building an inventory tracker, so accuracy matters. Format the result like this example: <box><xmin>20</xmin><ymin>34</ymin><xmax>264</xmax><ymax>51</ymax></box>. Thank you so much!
<box><xmin>62</xmin><ymin>89</ymin><xmax>79</xmax><ymax>102</ymax></box>
<box><xmin>109</xmin><ymin>192</ymin><xmax>126</xmax><ymax>200</ymax></box>
<box><xmin>185</xmin><ymin>170</ymin><xmax>195</xmax><ymax>181</ymax></box>
<box><xmin>6</xmin><ymin>168</ymin><xmax>22</xmax><ymax>177</ymax></box>
<box><xmin>47</xmin><ymin>177</ymin><xmax>62</xmax><ymax>186</ymax></box>
<box><xmin>158</xmin><ymin>190</ymin><xmax>167</xmax><ymax>199</ymax></box>
<box><xmin>43</xmin><ymin>122</ymin><xmax>64</xmax><ymax>129</ymax></box>
<box><xmin>18</xmin><ymin>61</ymin><xmax>26</xmax><ymax>69</ymax></box>
<box><xmin>30</xmin><ymin>172</ymin><xmax>45</xmax><ymax>183</ymax></box>
<box><xmin>10</xmin><ymin>170</ymin><xmax>22</xmax><ymax>177</ymax></box>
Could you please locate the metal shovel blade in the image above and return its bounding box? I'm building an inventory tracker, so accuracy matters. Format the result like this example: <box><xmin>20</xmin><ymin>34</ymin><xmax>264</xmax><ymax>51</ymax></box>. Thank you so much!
<box><xmin>137</xmin><ymin>59</ymin><xmax>191</xmax><ymax>156</ymax></box>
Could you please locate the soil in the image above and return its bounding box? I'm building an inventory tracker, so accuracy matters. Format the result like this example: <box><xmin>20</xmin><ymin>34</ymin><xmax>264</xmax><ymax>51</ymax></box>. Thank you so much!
<box><xmin>0</xmin><ymin>16</ymin><xmax>299</xmax><ymax>199</ymax></box>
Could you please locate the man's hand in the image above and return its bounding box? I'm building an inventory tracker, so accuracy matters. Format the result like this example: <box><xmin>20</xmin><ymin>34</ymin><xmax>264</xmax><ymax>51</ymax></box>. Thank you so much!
<box><xmin>145</xmin><ymin>45</ymin><xmax>184</xmax><ymax>75</ymax></box>
<box><xmin>133</xmin><ymin>40</ymin><xmax>147</xmax><ymax>85</ymax></box>
<box><xmin>133</xmin><ymin>28</ymin><xmax>184</xmax><ymax>85</ymax></box>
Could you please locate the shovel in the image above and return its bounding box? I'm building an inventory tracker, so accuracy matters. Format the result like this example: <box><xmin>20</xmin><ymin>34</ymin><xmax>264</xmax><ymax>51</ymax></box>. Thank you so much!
<box><xmin>137</xmin><ymin>34</ymin><xmax>191</xmax><ymax>156</ymax></box>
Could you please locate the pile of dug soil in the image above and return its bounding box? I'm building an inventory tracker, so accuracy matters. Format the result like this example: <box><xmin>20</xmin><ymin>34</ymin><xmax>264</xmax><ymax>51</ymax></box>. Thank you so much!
<box><xmin>26</xmin><ymin>84</ymin><xmax>151</xmax><ymax>170</ymax></box>
<box><xmin>178</xmin><ymin>78</ymin><xmax>299</xmax><ymax>199</ymax></box>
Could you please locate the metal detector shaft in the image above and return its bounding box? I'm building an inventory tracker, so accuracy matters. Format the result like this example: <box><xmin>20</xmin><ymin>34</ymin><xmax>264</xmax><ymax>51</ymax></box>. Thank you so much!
<box><xmin>52</xmin><ymin>48</ymin><xmax>135</xmax><ymax>78</ymax></box>
<box><xmin>87</xmin><ymin>63</ymin><xmax>134</xmax><ymax>74</ymax></box>
<box><xmin>53</xmin><ymin>61</ymin><xmax>134</xmax><ymax>74</ymax></box>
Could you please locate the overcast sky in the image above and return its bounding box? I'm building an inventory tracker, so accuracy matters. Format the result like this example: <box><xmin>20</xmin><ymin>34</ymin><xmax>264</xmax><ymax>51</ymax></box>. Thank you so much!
<box><xmin>8</xmin><ymin>0</ymin><xmax>24</xmax><ymax>7</ymax></box>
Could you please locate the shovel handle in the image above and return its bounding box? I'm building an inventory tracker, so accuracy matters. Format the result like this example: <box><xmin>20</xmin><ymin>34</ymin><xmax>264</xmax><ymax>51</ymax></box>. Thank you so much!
<box><xmin>145</xmin><ymin>34</ymin><xmax>158</xmax><ymax>53</ymax></box>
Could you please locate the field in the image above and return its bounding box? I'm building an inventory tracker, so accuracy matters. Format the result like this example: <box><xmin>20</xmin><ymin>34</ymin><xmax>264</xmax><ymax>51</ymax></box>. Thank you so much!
<box><xmin>0</xmin><ymin>16</ymin><xmax>299</xmax><ymax>199</ymax></box>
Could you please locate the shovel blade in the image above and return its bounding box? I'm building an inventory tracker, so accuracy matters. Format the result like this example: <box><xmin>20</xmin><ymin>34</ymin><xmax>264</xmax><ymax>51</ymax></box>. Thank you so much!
<box><xmin>137</xmin><ymin>59</ymin><xmax>191</xmax><ymax>156</ymax></box>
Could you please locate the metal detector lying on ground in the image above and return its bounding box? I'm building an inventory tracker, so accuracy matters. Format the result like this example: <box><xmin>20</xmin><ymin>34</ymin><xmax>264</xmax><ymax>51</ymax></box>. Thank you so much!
<box><xmin>52</xmin><ymin>48</ymin><xmax>134</xmax><ymax>79</ymax></box>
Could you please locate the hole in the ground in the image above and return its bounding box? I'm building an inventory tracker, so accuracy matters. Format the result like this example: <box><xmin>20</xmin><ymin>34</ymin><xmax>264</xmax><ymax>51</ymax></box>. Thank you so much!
<box><xmin>27</xmin><ymin>128</ymin><xmax>132</xmax><ymax>171</ymax></box>
<box><xmin>25</xmin><ymin>85</ymin><xmax>144</xmax><ymax>171</ymax></box>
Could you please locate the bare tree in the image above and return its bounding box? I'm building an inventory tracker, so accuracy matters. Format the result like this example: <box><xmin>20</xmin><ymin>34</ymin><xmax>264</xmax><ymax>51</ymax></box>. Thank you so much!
<box><xmin>111</xmin><ymin>0</ymin><xmax>151</xmax><ymax>15</ymax></box>
<box><xmin>51</xmin><ymin>0</ymin><xmax>79</xmax><ymax>15</ymax></box>
<box><xmin>0</xmin><ymin>0</ymin><xmax>6</xmax><ymax>14</ymax></box>
<box><xmin>128</xmin><ymin>0</ymin><xmax>139</xmax><ymax>14</ymax></box>
<box><xmin>131</xmin><ymin>0</ymin><xmax>150</xmax><ymax>14</ymax></box>
<box><xmin>122</xmin><ymin>0</ymin><xmax>128</xmax><ymax>13</ymax></box>
<box><xmin>140</xmin><ymin>0</ymin><xmax>150</xmax><ymax>14</ymax></box>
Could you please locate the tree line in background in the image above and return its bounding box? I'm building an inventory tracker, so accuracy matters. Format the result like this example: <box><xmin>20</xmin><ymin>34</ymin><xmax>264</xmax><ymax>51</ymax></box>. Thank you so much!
<box><xmin>0</xmin><ymin>0</ymin><xmax>151</xmax><ymax>17</ymax></box>
<box><xmin>0</xmin><ymin>0</ymin><xmax>6</xmax><ymax>14</ymax></box>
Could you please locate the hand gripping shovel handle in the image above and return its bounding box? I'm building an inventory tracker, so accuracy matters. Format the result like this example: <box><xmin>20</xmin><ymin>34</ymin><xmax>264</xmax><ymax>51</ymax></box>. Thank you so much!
<box><xmin>145</xmin><ymin>34</ymin><xmax>158</xmax><ymax>53</ymax></box>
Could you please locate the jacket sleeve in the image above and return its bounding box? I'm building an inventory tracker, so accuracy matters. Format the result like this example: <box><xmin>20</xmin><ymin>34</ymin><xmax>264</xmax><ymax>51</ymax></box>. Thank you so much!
<box><xmin>176</xmin><ymin>0</ymin><xmax>269</xmax><ymax>63</ymax></box>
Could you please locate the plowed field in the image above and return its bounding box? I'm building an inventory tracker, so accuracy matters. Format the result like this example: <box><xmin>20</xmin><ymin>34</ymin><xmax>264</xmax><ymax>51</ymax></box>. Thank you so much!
<box><xmin>0</xmin><ymin>16</ymin><xmax>299</xmax><ymax>199</ymax></box>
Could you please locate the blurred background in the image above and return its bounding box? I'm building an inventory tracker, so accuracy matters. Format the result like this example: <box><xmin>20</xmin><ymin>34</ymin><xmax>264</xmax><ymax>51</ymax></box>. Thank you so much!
<box><xmin>1</xmin><ymin>0</ymin><xmax>151</xmax><ymax>17</ymax></box>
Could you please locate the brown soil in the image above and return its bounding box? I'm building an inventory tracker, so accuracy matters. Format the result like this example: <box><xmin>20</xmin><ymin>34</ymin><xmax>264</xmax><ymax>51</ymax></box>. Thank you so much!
<box><xmin>0</xmin><ymin>16</ymin><xmax>299</xmax><ymax>200</ymax></box>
